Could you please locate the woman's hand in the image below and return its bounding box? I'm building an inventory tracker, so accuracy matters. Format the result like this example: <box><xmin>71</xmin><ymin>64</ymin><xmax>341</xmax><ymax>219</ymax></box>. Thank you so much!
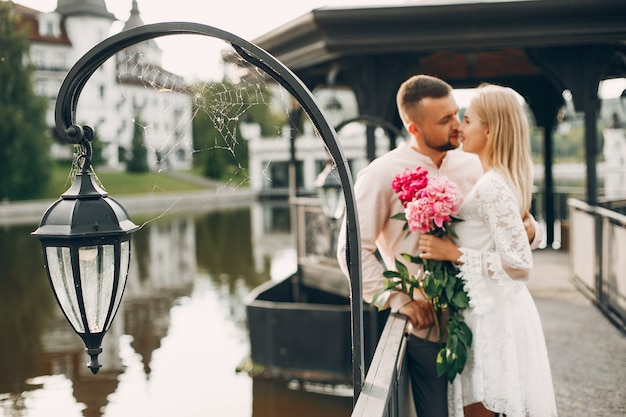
<box><xmin>418</xmin><ymin>234</ymin><xmax>462</xmax><ymax>263</ymax></box>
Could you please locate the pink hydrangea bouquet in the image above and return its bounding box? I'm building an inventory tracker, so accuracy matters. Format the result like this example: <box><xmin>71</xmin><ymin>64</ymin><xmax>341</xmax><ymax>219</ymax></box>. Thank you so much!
<box><xmin>373</xmin><ymin>166</ymin><xmax>472</xmax><ymax>382</ymax></box>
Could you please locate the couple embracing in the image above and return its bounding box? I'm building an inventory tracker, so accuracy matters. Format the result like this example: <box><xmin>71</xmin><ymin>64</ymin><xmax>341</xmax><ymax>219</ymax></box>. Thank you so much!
<box><xmin>338</xmin><ymin>74</ymin><xmax>558</xmax><ymax>417</ymax></box>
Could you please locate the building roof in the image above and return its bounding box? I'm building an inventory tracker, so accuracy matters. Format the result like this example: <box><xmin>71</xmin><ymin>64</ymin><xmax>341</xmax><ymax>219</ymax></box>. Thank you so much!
<box><xmin>56</xmin><ymin>0</ymin><xmax>115</xmax><ymax>20</ymax></box>
<box><xmin>13</xmin><ymin>3</ymin><xmax>71</xmax><ymax>45</ymax></box>
<box><xmin>122</xmin><ymin>0</ymin><xmax>143</xmax><ymax>31</ymax></box>
<box><xmin>119</xmin><ymin>0</ymin><xmax>160</xmax><ymax>52</ymax></box>
<box><xmin>252</xmin><ymin>0</ymin><xmax>626</xmax><ymax>86</ymax></box>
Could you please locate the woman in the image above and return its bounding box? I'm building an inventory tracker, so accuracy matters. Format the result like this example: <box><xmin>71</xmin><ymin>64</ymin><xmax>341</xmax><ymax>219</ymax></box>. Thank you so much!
<box><xmin>418</xmin><ymin>84</ymin><xmax>558</xmax><ymax>417</ymax></box>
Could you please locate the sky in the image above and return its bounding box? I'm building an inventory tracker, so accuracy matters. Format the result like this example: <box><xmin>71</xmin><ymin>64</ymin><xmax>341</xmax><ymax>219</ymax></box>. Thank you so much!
<box><xmin>16</xmin><ymin>0</ymin><xmax>626</xmax><ymax>97</ymax></box>
<box><xmin>16</xmin><ymin>0</ymin><xmax>417</xmax><ymax>80</ymax></box>
<box><xmin>18</xmin><ymin>0</ymin><xmax>411</xmax><ymax>37</ymax></box>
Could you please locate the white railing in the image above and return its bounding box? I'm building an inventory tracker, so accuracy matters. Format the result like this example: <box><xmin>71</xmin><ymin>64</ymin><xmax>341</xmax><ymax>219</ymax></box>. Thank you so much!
<box><xmin>568</xmin><ymin>198</ymin><xmax>626</xmax><ymax>332</ymax></box>
<box><xmin>351</xmin><ymin>314</ymin><xmax>414</xmax><ymax>417</ymax></box>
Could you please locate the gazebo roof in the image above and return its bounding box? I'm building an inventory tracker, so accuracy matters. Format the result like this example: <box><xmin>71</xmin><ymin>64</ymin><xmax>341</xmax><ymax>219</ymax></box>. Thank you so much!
<box><xmin>252</xmin><ymin>0</ymin><xmax>626</xmax><ymax>85</ymax></box>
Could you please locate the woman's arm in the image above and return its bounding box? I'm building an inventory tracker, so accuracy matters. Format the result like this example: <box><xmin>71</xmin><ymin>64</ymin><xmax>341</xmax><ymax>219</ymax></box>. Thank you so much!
<box><xmin>418</xmin><ymin>174</ymin><xmax>532</xmax><ymax>280</ymax></box>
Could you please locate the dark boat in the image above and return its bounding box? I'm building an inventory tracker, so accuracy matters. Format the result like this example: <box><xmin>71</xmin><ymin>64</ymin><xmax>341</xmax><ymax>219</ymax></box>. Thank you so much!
<box><xmin>241</xmin><ymin>273</ymin><xmax>386</xmax><ymax>385</ymax></box>
<box><xmin>238</xmin><ymin>199</ymin><xmax>388</xmax><ymax>387</ymax></box>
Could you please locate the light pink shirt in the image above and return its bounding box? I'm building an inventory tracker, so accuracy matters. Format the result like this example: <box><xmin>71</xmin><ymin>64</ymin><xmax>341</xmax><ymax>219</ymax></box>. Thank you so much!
<box><xmin>338</xmin><ymin>142</ymin><xmax>482</xmax><ymax>340</ymax></box>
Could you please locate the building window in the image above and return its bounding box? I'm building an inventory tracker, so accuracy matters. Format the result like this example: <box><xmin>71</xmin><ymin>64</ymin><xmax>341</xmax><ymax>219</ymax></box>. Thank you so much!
<box><xmin>52</xmin><ymin>52</ymin><xmax>66</xmax><ymax>71</ymax></box>
<box><xmin>31</xmin><ymin>50</ymin><xmax>45</xmax><ymax>69</ymax></box>
<box><xmin>37</xmin><ymin>13</ymin><xmax>61</xmax><ymax>38</ymax></box>
<box><xmin>35</xmin><ymin>80</ymin><xmax>46</xmax><ymax>97</ymax></box>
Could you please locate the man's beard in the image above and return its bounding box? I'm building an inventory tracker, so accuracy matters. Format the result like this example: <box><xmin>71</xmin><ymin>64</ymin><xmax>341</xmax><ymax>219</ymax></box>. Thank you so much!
<box><xmin>424</xmin><ymin>134</ymin><xmax>459</xmax><ymax>152</ymax></box>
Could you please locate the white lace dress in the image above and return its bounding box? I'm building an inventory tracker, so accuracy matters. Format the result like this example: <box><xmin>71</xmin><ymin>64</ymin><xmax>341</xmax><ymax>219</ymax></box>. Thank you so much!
<box><xmin>449</xmin><ymin>170</ymin><xmax>558</xmax><ymax>417</ymax></box>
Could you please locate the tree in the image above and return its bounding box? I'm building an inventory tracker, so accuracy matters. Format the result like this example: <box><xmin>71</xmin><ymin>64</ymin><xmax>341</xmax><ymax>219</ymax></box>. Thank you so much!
<box><xmin>126</xmin><ymin>118</ymin><xmax>149</xmax><ymax>173</ymax></box>
<box><xmin>0</xmin><ymin>2</ymin><xmax>50</xmax><ymax>201</ymax></box>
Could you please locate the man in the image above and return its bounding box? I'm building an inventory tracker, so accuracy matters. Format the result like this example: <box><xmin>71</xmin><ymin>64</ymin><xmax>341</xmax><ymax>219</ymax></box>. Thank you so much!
<box><xmin>337</xmin><ymin>74</ymin><xmax>541</xmax><ymax>417</ymax></box>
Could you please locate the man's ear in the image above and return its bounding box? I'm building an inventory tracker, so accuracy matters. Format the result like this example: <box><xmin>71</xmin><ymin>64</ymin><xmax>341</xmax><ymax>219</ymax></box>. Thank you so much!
<box><xmin>407</xmin><ymin>122</ymin><xmax>419</xmax><ymax>136</ymax></box>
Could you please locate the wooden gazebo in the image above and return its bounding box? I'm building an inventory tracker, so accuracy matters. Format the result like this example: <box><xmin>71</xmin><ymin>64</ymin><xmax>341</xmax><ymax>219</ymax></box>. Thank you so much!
<box><xmin>251</xmin><ymin>0</ymin><xmax>626</xmax><ymax>245</ymax></box>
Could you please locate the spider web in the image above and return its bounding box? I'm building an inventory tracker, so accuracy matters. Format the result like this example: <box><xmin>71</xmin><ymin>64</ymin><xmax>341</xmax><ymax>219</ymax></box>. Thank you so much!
<box><xmin>70</xmin><ymin>34</ymin><xmax>334</xmax><ymax>227</ymax></box>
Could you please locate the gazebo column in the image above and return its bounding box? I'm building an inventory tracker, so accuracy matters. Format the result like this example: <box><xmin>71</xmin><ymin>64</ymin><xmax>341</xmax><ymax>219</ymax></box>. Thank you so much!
<box><xmin>510</xmin><ymin>76</ymin><xmax>563</xmax><ymax>246</ymax></box>
<box><xmin>529</xmin><ymin>46</ymin><xmax>616</xmax><ymax>206</ymax></box>
<box><xmin>341</xmin><ymin>55</ymin><xmax>418</xmax><ymax>161</ymax></box>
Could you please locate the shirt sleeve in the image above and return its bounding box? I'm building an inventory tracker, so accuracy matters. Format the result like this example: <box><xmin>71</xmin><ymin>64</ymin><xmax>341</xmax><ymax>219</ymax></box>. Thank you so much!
<box><xmin>336</xmin><ymin>166</ymin><xmax>412</xmax><ymax>312</ymax></box>
<box><xmin>457</xmin><ymin>174</ymin><xmax>533</xmax><ymax>315</ymax></box>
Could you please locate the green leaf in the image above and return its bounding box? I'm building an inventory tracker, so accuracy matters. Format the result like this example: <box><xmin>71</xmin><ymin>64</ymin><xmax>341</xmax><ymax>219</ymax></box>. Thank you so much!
<box><xmin>445</xmin><ymin>273</ymin><xmax>456</xmax><ymax>301</ymax></box>
<box><xmin>451</xmin><ymin>290</ymin><xmax>470</xmax><ymax>309</ymax></box>
<box><xmin>436</xmin><ymin>345</ymin><xmax>457</xmax><ymax>382</ymax></box>
<box><xmin>382</xmin><ymin>270</ymin><xmax>402</xmax><ymax>279</ymax></box>
<box><xmin>391</xmin><ymin>213</ymin><xmax>407</xmax><ymax>221</ymax></box>
<box><xmin>371</xmin><ymin>290</ymin><xmax>390</xmax><ymax>309</ymax></box>
<box><xmin>401</xmin><ymin>253</ymin><xmax>423</xmax><ymax>265</ymax></box>
<box><xmin>437</xmin><ymin>335</ymin><xmax>465</xmax><ymax>382</ymax></box>
<box><xmin>422</xmin><ymin>274</ymin><xmax>437</xmax><ymax>298</ymax></box>
<box><xmin>383</xmin><ymin>278</ymin><xmax>401</xmax><ymax>290</ymax></box>
<box><xmin>447</xmin><ymin>334</ymin><xmax>458</xmax><ymax>353</ymax></box>
<box><xmin>432</xmin><ymin>270</ymin><xmax>445</xmax><ymax>283</ymax></box>
<box><xmin>448</xmin><ymin>339</ymin><xmax>467</xmax><ymax>377</ymax></box>
<box><xmin>454</xmin><ymin>320</ymin><xmax>473</xmax><ymax>347</ymax></box>
<box><xmin>395</xmin><ymin>259</ymin><xmax>409</xmax><ymax>278</ymax></box>
<box><xmin>408</xmin><ymin>280</ymin><xmax>421</xmax><ymax>295</ymax></box>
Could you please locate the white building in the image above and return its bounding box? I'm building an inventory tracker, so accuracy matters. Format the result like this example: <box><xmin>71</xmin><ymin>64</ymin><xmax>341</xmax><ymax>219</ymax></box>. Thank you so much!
<box><xmin>244</xmin><ymin>119</ymin><xmax>394</xmax><ymax>194</ymax></box>
<box><xmin>15</xmin><ymin>0</ymin><xmax>193</xmax><ymax>171</ymax></box>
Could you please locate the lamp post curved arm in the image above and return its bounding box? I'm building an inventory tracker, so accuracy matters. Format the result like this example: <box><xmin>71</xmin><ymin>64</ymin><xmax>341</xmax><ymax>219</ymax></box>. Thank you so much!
<box><xmin>52</xmin><ymin>22</ymin><xmax>365</xmax><ymax>399</ymax></box>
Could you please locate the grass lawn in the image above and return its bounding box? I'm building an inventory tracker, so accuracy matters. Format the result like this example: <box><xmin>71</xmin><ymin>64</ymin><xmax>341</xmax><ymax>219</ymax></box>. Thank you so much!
<box><xmin>41</xmin><ymin>164</ymin><xmax>208</xmax><ymax>200</ymax></box>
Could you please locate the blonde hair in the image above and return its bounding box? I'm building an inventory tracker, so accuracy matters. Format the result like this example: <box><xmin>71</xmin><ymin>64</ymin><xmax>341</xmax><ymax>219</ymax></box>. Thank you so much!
<box><xmin>470</xmin><ymin>84</ymin><xmax>533</xmax><ymax>214</ymax></box>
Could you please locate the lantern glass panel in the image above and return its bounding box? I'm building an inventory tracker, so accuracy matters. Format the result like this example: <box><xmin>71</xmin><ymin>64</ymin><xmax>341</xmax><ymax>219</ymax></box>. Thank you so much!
<box><xmin>320</xmin><ymin>187</ymin><xmax>345</xmax><ymax>219</ymax></box>
<box><xmin>79</xmin><ymin>244</ymin><xmax>115</xmax><ymax>333</ymax></box>
<box><xmin>110</xmin><ymin>240</ymin><xmax>131</xmax><ymax>328</ymax></box>
<box><xmin>46</xmin><ymin>246</ymin><xmax>84</xmax><ymax>332</ymax></box>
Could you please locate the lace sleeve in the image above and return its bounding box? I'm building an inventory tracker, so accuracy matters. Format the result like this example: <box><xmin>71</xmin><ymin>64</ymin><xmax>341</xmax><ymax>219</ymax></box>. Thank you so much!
<box><xmin>457</xmin><ymin>173</ymin><xmax>533</xmax><ymax>315</ymax></box>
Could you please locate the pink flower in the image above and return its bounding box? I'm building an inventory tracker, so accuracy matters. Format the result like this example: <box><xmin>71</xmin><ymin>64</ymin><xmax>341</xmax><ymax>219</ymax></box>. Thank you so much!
<box><xmin>405</xmin><ymin>199</ymin><xmax>434</xmax><ymax>233</ymax></box>
<box><xmin>391</xmin><ymin>167</ymin><xmax>429</xmax><ymax>207</ymax></box>
<box><xmin>398</xmin><ymin>173</ymin><xmax>459</xmax><ymax>234</ymax></box>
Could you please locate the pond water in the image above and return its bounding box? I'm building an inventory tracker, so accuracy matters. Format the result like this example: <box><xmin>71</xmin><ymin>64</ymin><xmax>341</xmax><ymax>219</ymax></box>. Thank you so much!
<box><xmin>0</xmin><ymin>201</ymin><xmax>353</xmax><ymax>417</ymax></box>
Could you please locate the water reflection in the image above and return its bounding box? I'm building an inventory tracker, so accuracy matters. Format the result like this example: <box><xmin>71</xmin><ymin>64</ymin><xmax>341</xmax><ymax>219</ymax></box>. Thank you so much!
<box><xmin>0</xmin><ymin>202</ymin><xmax>350</xmax><ymax>417</ymax></box>
<box><xmin>0</xmin><ymin>225</ymin><xmax>57</xmax><ymax>392</ymax></box>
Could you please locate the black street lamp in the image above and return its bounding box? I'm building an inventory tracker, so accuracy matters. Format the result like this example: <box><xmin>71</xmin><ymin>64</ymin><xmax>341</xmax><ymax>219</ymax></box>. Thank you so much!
<box><xmin>32</xmin><ymin>126</ymin><xmax>139</xmax><ymax>374</ymax></box>
<box><xmin>324</xmin><ymin>95</ymin><xmax>344</xmax><ymax>128</ymax></box>
<box><xmin>315</xmin><ymin>163</ymin><xmax>345</xmax><ymax>220</ymax></box>
<box><xmin>32</xmin><ymin>22</ymin><xmax>365</xmax><ymax>402</ymax></box>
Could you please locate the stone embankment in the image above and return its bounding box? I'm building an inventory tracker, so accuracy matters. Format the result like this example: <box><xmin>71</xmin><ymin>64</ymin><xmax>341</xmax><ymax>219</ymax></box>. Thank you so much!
<box><xmin>0</xmin><ymin>187</ymin><xmax>257</xmax><ymax>226</ymax></box>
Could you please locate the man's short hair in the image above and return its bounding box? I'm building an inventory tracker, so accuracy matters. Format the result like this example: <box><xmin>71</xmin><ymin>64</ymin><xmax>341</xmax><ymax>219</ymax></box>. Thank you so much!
<box><xmin>396</xmin><ymin>74</ymin><xmax>453</xmax><ymax>124</ymax></box>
